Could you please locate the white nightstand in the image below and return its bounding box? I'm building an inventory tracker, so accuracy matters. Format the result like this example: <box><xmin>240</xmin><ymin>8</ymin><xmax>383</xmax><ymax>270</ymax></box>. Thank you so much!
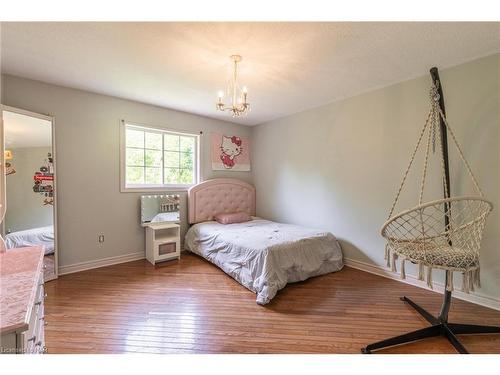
<box><xmin>145</xmin><ymin>222</ymin><xmax>181</xmax><ymax>265</ymax></box>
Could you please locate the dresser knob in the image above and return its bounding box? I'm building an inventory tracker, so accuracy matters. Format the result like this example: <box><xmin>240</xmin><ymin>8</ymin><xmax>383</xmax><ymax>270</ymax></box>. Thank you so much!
<box><xmin>43</xmin><ymin>265</ymin><xmax>47</xmax><ymax>270</ymax></box>
<box><xmin>44</xmin><ymin>293</ymin><xmax>48</xmax><ymax>298</ymax></box>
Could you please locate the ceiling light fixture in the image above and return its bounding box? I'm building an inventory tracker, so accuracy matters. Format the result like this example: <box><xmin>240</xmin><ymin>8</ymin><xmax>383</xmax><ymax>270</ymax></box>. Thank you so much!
<box><xmin>216</xmin><ymin>55</ymin><xmax>250</xmax><ymax>117</ymax></box>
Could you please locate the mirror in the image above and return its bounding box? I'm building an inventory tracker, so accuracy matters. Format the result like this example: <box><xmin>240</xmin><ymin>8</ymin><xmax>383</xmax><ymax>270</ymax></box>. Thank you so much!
<box><xmin>141</xmin><ymin>194</ymin><xmax>180</xmax><ymax>226</ymax></box>
<box><xmin>2</xmin><ymin>108</ymin><xmax>58</xmax><ymax>281</ymax></box>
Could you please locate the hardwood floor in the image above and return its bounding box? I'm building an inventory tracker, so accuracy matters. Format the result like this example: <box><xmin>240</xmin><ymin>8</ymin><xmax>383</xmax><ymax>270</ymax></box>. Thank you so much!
<box><xmin>44</xmin><ymin>253</ymin><xmax>500</xmax><ymax>354</ymax></box>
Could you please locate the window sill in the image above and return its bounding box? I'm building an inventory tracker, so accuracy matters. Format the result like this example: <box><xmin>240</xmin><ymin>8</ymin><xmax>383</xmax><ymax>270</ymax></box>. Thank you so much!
<box><xmin>120</xmin><ymin>185</ymin><xmax>194</xmax><ymax>193</ymax></box>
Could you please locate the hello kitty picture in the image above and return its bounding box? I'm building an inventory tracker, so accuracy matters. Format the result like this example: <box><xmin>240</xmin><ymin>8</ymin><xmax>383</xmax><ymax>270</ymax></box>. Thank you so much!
<box><xmin>211</xmin><ymin>133</ymin><xmax>251</xmax><ymax>171</ymax></box>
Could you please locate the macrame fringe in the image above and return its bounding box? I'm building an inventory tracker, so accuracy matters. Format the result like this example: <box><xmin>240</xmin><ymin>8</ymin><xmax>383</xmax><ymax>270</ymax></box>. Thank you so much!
<box><xmin>384</xmin><ymin>249</ymin><xmax>481</xmax><ymax>294</ymax></box>
<box><xmin>469</xmin><ymin>270</ymin><xmax>475</xmax><ymax>292</ymax></box>
<box><xmin>418</xmin><ymin>263</ymin><xmax>425</xmax><ymax>281</ymax></box>
<box><xmin>462</xmin><ymin>272</ymin><xmax>469</xmax><ymax>293</ymax></box>
<box><xmin>426</xmin><ymin>266</ymin><xmax>433</xmax><ymax>289</ymax></box>
<box><xmin>391</xmin><ymin>252</ymin><xmax>398</xmax><ymax>273</ymax></box>
<box><xmin>460</xmin><ymin>268</ymin><xmax>481</xmax><ymax>294</ymax></box>
<box><xmin>445</xmin><ymin>270</ymin><xmax>454</xmax><ymax>292</ymax></box>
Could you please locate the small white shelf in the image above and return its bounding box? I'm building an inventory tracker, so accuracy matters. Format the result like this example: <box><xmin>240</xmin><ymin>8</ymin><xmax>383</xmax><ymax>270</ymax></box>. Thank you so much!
<box><xmin>145</xmin><ymin>222</ymin><xmax>180</xmax><ymax>265</ymax></box>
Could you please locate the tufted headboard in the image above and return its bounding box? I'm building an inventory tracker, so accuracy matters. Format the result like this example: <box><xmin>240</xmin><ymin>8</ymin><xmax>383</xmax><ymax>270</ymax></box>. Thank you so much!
<box><xmin>188</xmin><ymin>178</ymin><xmax>256</xmax><ymax>224</ymax></box>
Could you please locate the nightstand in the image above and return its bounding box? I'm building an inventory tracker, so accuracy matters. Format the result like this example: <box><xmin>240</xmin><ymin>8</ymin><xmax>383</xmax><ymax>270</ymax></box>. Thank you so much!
<box><xmin>145</xmin><ymin>222</ymin><xmax>180</xmax><ymax>265</ymax></box>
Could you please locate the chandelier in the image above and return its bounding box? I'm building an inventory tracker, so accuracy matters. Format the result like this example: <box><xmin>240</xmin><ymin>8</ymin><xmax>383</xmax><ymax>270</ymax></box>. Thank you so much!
<box><xmin>216</xmin><ymin>55</ymin><xmax>250</xmax><ymax>117</ymax></box>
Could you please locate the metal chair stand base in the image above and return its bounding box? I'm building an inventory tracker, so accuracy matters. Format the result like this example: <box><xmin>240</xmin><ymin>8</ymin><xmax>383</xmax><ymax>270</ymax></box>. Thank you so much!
<box><xmin>361</xmin><ymin>296</ymin><xmax>500</xmax><ymax>354</ymax></box>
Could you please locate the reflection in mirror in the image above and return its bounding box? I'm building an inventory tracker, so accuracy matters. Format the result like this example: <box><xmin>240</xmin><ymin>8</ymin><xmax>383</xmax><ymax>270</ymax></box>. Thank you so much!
<box><xmin>2</xmin><ymin>109</ymin><xmax>57</xmax><ymax>281</ymax></box>
<box><xmin>141</xmin><ymin>194</ymin><xmax>180</xmax><ymax>226</ymax></box>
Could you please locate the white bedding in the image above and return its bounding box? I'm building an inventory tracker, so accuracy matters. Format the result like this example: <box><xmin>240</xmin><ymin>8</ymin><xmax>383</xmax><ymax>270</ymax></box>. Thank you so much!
<box><xmin>5</xmin><ymin>225</ymin><xmax>55</xmax><ymax>255</ymax></box>
<box><xmin>185</xmin><ymin>218</ymin><xmax>343</xmax><ymax>304</ymax></box>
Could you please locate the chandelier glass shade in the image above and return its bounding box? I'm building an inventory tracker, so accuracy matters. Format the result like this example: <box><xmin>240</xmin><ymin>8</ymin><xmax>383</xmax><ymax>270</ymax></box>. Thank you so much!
<box><xmin>216</xmin><ymin>55</ymin><xmax>250</xmax><ymax>117</ymax></box>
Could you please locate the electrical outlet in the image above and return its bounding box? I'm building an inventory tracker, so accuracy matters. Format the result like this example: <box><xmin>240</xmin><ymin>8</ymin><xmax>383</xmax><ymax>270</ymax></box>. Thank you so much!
<box><xmin>98</xmin><ymin>234</ymin><xmax>105</xmax><ymax>243</ymax></box>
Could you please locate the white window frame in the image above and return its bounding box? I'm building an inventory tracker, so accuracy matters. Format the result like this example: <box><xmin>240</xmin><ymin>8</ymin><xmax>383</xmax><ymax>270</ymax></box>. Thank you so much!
<box><xmin>120</xmin><ymin>120</ymin><xmax>201</xmax><ymax>192</ymax></box>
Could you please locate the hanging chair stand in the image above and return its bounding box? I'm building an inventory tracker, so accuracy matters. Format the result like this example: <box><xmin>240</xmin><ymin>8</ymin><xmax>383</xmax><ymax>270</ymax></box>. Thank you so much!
<box><xmin>361</xmin><ymin>67</ymin><xmax>500</xmax><ymax>354</ymax></box>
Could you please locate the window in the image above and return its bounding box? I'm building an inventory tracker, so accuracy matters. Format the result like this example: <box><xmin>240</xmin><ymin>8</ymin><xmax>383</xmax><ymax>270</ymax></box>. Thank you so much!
<box><xmin>121</xmin><ymin>122</ymin><xmax>200</xmax><ymax>191</ymax></box>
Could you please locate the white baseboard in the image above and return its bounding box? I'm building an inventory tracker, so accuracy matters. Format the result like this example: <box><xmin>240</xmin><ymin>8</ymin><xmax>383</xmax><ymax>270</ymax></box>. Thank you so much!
<box><xmin>344</xmin><ymin>257</ymin><xmax>500</xmax><ymax>311</ymax></box>
<box><xmin>59</xmin><ymin>251</ymin><xmax>145</xmax><ymax>276</ymax></box>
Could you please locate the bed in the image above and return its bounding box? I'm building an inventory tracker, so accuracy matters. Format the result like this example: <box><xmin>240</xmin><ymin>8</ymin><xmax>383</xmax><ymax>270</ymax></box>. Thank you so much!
<box><xmin>5</xmin><ymin>225</ymin><xmax>55</xmax><ymax>255</ymax></box>
<box><xmin>184</xmin><ymin>178</ymin><xmax>343</xmax><ymax>305</ymax></box>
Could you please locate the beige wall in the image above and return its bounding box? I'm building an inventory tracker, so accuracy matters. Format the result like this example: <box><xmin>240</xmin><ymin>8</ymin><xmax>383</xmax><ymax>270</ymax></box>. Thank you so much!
<box><xmin>252</xmin><ymin>53</ymin><xmax>500</xmax><ymax>301</ymax></box>
<box><xmin>5</xmin><ymin>147</ymin><xmax>54</xmax><ymax>233</ymax></box>
<box><xmin>1</xmin><ymin>75</ymin><xmax>252</xmax><ymax>267</ymax></box>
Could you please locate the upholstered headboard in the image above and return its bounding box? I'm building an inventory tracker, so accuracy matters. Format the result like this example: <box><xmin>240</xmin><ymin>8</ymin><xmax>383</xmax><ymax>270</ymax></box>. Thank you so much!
<box><xmin>188</xmin><ymin>178</ymin><xmax>256</xmax><ymax>224</ymax></box>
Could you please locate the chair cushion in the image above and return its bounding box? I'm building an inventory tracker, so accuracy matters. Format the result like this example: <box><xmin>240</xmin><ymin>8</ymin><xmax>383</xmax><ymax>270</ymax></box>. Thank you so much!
<box><xmin>390</xmin><ymin>241</ymin><xmax>479</xmax><ymax>270</ymax></box>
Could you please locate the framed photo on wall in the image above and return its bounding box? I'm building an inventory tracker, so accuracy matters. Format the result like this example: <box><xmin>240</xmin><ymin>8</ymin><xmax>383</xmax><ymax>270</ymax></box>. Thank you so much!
<box><xmin>211</xmin><ymin>133</ymin><xmax>251</xmax><ymax>171</ymax></box>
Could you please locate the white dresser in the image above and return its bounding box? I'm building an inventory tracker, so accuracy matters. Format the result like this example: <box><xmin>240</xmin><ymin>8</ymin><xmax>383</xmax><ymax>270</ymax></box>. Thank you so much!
<box><xmin>0</xmin><ymin>246</ymin><xmax>46</xmax><ymax>354</ymax></box>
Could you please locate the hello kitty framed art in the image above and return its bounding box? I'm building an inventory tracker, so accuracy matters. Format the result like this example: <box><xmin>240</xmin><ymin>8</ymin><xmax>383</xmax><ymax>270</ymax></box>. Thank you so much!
<box><xmin>211</xmin><ymin>133</ymin><xmax>251</xmax><ymax>171</ymax></box>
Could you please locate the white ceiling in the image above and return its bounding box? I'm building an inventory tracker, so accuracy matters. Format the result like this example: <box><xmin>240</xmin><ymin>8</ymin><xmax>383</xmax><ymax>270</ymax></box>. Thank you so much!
<box><xmin>2</xmin><ymin>22</ymin><xmax>500</xmax><ymax>126</ymax></box>
<box><xmin>3</xmin><ymin>110</ymin><xmax>52</xmax><ymax>148</ymax></box>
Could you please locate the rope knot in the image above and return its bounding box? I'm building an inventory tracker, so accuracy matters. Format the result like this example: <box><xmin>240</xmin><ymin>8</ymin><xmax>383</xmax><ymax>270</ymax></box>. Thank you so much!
<box><xmin>430</xmin><ymin>85</ymin><xmax>440</xmax><ymax>102</ymax></box>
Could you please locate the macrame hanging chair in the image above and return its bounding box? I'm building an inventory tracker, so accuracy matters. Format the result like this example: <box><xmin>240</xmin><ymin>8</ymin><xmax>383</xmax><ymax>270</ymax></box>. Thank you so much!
<box><xmin>362</xmin><ymin>68</ymin><xmax>500</xmax><ymax>354</ymax></box>
<box><xmin>382</xmin><ymin>82</ymin><xmax>493</xmax><ymax>293</ymax></box>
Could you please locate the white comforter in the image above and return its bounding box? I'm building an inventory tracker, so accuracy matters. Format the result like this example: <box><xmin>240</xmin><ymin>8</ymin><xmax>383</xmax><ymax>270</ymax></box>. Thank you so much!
<box><xmin>185</xmin><ymin>218</ymin><xmax>343</xmax><ymax>304</ymax></box>
<box><xmin>5</xmin><ymin>226</ymin><xmax>55</xmax><ymax>255</ymax></box>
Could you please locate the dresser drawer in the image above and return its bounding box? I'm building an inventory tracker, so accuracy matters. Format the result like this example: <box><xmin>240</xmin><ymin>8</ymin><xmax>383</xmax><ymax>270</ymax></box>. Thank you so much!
<box><xmin>20</xmin><ymin>272</ymin><xmax>45</xmax><ymax>354</ymax></box>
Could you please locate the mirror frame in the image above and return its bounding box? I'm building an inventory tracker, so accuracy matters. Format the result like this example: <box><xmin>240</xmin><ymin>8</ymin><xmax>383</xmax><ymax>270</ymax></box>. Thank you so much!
<box><xmin>1</xmin><ymin>105</ymin><xmax>58</xmax><ymax>281</ymax></box>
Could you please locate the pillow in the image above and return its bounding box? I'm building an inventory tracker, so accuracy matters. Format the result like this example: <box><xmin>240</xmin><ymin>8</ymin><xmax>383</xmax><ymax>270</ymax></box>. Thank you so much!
<box><xmin>214</xmin><ymin>212</ymin><xmax>252</xmax><ymax>225</ymax></box>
